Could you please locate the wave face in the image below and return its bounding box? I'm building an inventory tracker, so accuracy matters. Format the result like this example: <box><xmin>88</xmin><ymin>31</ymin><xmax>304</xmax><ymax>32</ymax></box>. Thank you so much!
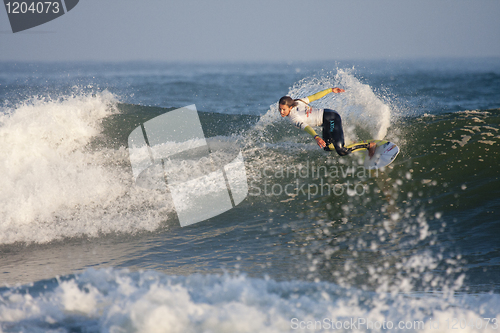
<box><xmin>0</xmin><ymin>60</ymin><xmax>499</xmax><ymax>332</ymax></box>
<box><xmin>0</xmin><ymin>92</ymin><xmax>259</xmax><ymax>244</ymax></box>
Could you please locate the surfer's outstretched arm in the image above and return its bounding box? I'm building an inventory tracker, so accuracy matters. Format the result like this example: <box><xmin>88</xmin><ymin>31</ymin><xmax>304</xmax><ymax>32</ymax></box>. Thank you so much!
<box><xmin>306</xmin><ymin>87</ymin><xmax>345</xmax><ymax>103</ymax></box>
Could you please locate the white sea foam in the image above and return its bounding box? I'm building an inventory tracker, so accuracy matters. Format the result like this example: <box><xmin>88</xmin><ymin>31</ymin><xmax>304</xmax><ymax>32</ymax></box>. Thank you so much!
<box><xmin>0</xmin><ymin>268</ymin><xmax>498</xmax><ymax>333</ymax></box>
<box><xmin>0</xmin><ymin>92</ymin><xmax>174</xmax><ymax>244</ymax></box>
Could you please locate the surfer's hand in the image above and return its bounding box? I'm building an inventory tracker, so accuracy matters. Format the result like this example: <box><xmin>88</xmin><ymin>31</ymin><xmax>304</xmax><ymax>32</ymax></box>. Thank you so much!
<box><xmin>332</xmin><ymin>87</ymin><xmax>345</xmax><ymax>93</ymax></box>
<box><xmin>314</xmin><ymin>135</ymin><xmax>326</xmax><ymax>148</ymax></box>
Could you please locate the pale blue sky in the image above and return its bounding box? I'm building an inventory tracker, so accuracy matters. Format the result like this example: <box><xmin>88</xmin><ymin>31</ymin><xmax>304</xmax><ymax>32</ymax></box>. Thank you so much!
<box><xmin>1</xmin><ymin>0</ymin><xmax>499</xmax><ymax>62</ymax></box>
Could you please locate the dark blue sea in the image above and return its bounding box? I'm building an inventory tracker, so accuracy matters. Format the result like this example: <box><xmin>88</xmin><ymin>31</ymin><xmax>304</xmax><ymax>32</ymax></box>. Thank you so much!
<box><xmin>0</xmin><ymin>59</ymin><xmax>499</xmax><ymax>332</ymax></box>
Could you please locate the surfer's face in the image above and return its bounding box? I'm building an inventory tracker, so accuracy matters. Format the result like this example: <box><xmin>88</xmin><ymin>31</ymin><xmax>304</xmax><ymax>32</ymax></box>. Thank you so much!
<box><xmin>279</xmin><ymin>104</ymin><xmax>292</xmax><ymax>117</ymax></box>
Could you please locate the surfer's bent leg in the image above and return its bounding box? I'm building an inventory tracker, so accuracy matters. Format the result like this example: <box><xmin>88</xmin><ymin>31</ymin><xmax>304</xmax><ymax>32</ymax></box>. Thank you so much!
<box><xmin>322</xmin><ymin>109</ymin><xmax>350</xmax><ymax>156</ymax></box>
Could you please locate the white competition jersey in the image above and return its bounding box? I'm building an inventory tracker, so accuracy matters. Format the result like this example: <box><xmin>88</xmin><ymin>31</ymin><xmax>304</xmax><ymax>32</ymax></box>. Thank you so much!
<box><xmin>287</xmin><ymin>98</ymin><xmax>324</xmax><ymax>130</ymax></box>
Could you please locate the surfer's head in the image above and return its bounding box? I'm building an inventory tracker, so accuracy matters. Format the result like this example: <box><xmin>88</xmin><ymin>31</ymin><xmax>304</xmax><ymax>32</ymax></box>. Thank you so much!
<box><xmin>278</xmin><ymin>96</ymin><xmax>296</xmax><ymax>117</ymax></box>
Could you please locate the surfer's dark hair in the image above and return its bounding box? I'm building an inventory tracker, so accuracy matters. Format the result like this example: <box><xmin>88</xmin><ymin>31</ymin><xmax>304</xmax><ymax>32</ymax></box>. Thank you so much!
<box><xmin>278</xmin><ymin>96</ymin><xmax>297</xmax><ymax>108</ymax></box>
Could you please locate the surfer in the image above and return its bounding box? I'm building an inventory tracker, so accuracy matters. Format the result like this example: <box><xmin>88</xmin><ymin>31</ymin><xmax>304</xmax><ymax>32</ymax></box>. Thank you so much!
<box><xmin>278</xmin><ymin>88</ymin><xmax>376</xmax><ymax>157</ymax></box>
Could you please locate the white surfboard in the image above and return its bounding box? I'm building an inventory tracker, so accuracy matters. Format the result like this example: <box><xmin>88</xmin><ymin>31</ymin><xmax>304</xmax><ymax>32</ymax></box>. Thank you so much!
<box><xmin>345</xmin><ymin>140</ymin><xmax>400</xmax><ymax>169</ymax></box>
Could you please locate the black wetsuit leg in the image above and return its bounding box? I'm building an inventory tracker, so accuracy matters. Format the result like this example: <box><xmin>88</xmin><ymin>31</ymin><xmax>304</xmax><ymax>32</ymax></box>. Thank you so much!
<box><xmin>322</xmin><ymin>109</ymin><xmax>350</xmax><ymax>156</ymax></box>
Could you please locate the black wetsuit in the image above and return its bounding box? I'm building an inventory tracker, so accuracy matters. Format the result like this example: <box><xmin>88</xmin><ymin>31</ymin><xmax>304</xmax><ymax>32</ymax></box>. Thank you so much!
<box><xmin>322</xmin><ymin>109</ymin><xmax>350</xmax><ymax>156</ymax></box>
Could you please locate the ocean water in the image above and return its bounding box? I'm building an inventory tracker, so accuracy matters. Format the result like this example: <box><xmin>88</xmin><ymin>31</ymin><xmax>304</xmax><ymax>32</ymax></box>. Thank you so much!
<box><xmin>0</xmin><ymin>59</ymin><xmax>499</xmax><ymax>332</ymax></box>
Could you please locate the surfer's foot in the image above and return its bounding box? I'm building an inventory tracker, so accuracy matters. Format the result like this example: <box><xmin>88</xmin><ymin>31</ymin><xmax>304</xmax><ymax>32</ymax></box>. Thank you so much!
<box><xmin>367</xmin><ymin>142</ymin><xmax>376</xmax><ymax>158</ymax></box>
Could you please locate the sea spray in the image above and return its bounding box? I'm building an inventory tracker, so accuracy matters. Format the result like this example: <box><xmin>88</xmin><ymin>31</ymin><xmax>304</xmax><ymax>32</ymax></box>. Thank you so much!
<box><xmin>243</xmin><ymin>68</ymin><xmax>397</xmax><ymax>190</ymax></box>
<box><xmin>251</xmin><ymin>68</ymin><xmax>395</xmax><ymax>146</ymax></box>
